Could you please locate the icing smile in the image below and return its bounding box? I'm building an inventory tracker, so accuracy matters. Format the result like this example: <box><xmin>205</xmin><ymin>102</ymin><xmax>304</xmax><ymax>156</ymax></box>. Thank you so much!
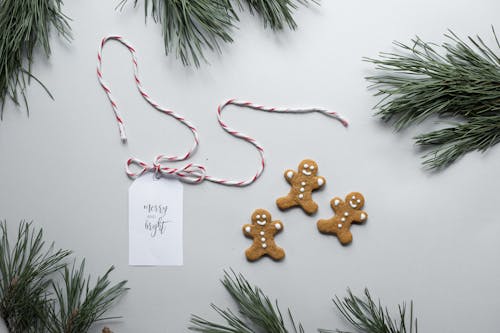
<box><xmin>349</xmin><ymin>196</ymin><xmax>362</xmax><ymax>208</ymax></box>
<box><xmin>302</xmin><ymin>169</ymin><xmax>312</xmax><ymax>176</ymax></box>
<box><xmin>257</xmin><ymin>220</ymin><xmax>266</xmax><ymax>225</ymax></box>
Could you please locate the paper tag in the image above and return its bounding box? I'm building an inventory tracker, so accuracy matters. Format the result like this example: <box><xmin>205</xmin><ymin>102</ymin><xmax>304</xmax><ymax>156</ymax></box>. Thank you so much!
<box><xmin>129</xmin><ymin>175</ymin><xmax>183</xmax><ymax>266</ymax></box>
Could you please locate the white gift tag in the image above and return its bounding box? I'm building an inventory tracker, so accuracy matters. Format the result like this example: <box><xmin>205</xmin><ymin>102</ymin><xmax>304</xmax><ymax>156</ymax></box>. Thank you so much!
<box><xmin>129</xmin><ymin>175</ymin><xmax>183</xmax><ymax>266</ymax></box>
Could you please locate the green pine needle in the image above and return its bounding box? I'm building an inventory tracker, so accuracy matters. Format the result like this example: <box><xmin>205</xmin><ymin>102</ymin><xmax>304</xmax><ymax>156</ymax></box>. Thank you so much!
<box><xmin>189</xmin><ymin>270</ymin><xmax>305</xmax><ymax>333</ymax></box>
<box><xmin>120</xmin><ymin>0</ymin><xmax>317</xmax><ymax>67</ymax></box>
<box><xmin>0</xmin><ymin>221</ymin><xmax>71</xmax><ymax>333</ymax></box>
<box><xmin>45</xmin><ymin>260</ymin><xmax>128</xmax><ymax>333</ymax></box>
<box><xmin>365</xmin><ymin>27</ymin><xmax>500</xmax><ymax>170</ymax></box>
<box><xmin>0</xmin><ymin>0</ymin><xmax>71</xmax><ymax>117</ymax></box>
<box><xmin>320</xmin><ymin>288</ymin><xmax>417</xmax><ymax>333</ymax></box>
<box><xmin>236</xmin><ymin>0</ymin><xmax>317</xmax><ymax>31</ymax></box>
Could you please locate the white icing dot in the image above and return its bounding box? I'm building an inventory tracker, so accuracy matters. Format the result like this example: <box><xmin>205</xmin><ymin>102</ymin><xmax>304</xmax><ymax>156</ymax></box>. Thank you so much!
<box><xmin>262</xmin><ymin>214</ymin><xmax>267</xmax><ymax>219</ymax></box>
<box><xmin>352</xmin><ymin>195</ymin><xmax>356</xmax><ymax>199</ymax></box>
<box><xmin>261</xmin><ymin>237</ymin><xmax>266</xmax><ymax>242</ymax></box>
<box><xmin>298</xmin><ymin>194</ymin><xmax>304</xmax><ymax>199</ymax></box>
<box><xmin>275</xmin><ymin>223</ymin><xmax>282</xmax><ymax>230</ymax></box>
<box><xmin>341</xmin><ymin>217</ymin><xmax>346</xmax><ymax>222</ymax></box>
<box><xmin>256</xmin><ymin>215</ymin><xmax>260</xmax><ymax>219</ymax></box>
<box><xmin>300</xmin><ymin>187</ymin><xmax>305</xmax><ymax>192</ymax></box>
<box><xmin>304</xmin><ymin>163</ymin><xmax>309</xmax><ymax>168</ymax></box>
<box><xmin>360</xmin><ymin>213</ymin><xmax>366</xmax><ymax>220</ymax></box>
<box><xmin>262</xmin><ymin>243</ymin><xmax>267</xmax><ymax>248</ymax></box>
<box><xmin>260</xmin><ymin>231</ymin><xmax>265</xmax><ymax>235</ymax></box>
<box><xmin>301</xmin><ymin>181</ymin><xmax>306</xmax><ymax>186</ymax></box>
<box><xmin>317</xmin><ymin>178</ymin><xmax>324</xmax><ymax>186</ymax></box>
<box><xmin>310</xmin><ymin>165</ymin><xmax>315</xmax><ymax>170</ymax></box>
<box><xmin>344</xmin><ymin>212</ymin><xmax>349</xmax><ymax>216</ymax></box>
<box><xmin>338</xmin><ymin>224</ymin><xmax>342</xmax><ymax>228</ymax></box>
<box><xmin>357</xmin><ymin>199</ymin><xmax>361</xmax><ymax>203</ymax></box>
<box><xmin>334</xmin><ymin>199</ymin><xmax>340</xmax><ymax>206</ymax></box>
<box><xmin>286</xmin><ymin>171</ymin><xmax>293</xmax><ymax>178</ymax></box>
<box><xmin>245</xmin><ymin>226</ymin><xmax>251</xmax><ymax>233</ymax></box>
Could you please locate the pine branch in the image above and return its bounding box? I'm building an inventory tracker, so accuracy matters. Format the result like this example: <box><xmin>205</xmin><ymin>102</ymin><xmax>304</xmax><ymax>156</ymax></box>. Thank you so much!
<box><xmin>189</xmin><ymin>270</ymin><xmax>305</xmax><ymax>333</ymax></box>
<box><xmin>45</xmin><ymin>260</ymin><xmax>128</xmax><ymax>333</ymax></box>
<box><xmin>365</xmin><ymin>27</ymin><xmax>500</xmax><ymax>170</ymax></box>
<box><xmin>120</xmin><ymin>0</ymin><xmax>316</xmax><ymax>67</ymax></box>
<box><xmin>0</xmin><ymin>0</ymin><xmax>71</xmax><ymax>117</ymax></box>
<box><xmin>0</xmin><ymin>221</ymin><xmax>71</xmax><ymax>333</ymax></box>
<box><xmin>236</xmin><ymin>0</ymin><xmax>317</xmax><ymax>30</ymax></box>
<box><xmin>319</xmin><ymin>289</ymin><xmax>417</xmax><ymax>333</ymax></box>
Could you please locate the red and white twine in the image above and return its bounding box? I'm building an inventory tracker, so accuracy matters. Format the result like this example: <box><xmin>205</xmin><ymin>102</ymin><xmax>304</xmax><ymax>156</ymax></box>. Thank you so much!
<box><xmin>97</xmin><ymin>35</ymin><xmax>349</xmax><ymax>186</ymax></box>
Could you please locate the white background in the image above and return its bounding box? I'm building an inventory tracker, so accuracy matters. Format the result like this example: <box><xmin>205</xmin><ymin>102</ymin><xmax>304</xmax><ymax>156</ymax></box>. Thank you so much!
<box><xmin>0</xmin><ymin>0</ymin><xmax>499</xmax><ymax>332</ymax></box>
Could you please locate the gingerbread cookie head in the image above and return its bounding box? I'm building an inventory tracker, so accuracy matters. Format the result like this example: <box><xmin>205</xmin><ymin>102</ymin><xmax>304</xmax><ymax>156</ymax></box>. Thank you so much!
<box><xmin>346</xmin><ymin>192</ymin><xmax>365</xmax><ymax>209</ymax></box>
<box><xmin>317</xmin><ymin>192</ymin><xmax>367</xmax><ymax>245</ymax></box>
<box><xmin>299</xmin><ymin>159</ymin><xmax>318</xmax><ymax>177</ymax></box>
<box><xmin>276</xmin><ymin>159</ymin><xmax>326</xmax><ymax>215</ymax></box>
<box><xmin>251</xmin><ymin>209</ymin><xmax>271</xmax><ymax>227</ymax></box>
<box><xmin>242</xmin><ymin>209</ymin><xmax>285</xmax><ymax>261</ymax></box>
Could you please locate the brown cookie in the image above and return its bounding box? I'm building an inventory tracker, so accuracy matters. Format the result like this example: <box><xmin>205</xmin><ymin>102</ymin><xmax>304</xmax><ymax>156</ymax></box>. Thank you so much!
<box><xmin>317</xmin><ymin>192</ymin><xmax>367</xmax><ymax>245</ymax></box>
<box><xmin>276</xmin><ymin>159</ymin><xmax>326</xmax><ymax>215</ymax></box>
<box><xmin>242</xmin><ymin>209</ymin><xmax>285</xmax><ymax>261</ymax></box>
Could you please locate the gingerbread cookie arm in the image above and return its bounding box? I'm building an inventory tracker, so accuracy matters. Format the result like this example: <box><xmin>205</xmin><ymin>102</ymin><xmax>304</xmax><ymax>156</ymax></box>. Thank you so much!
<box><xmin>351</xmin><ymin>210</ymin><xmax>368</xmax><ymax>224</ymax></box>
<box><xmin>242</xmin><ymin>224</ymin><xmax>253</xmax><ymax>237</ymax></box>
<box><xmin>284</xmin><ymin>169</ymin><xmax>296</xmax><ymax>184</ymax></box>
<box><xmin>330</xmin><ymin>197</ymin><xmax>347</xmax><ymax>213</ymax></box>
<box><xmin>273</xmin><ymin>221</ymin><xmax>283</xmax><ymax>234</ymax></box>
<box><xmin>312</xmin><ymin>176</ymin><xmax>326</xmax><ymax>190</ymax></box>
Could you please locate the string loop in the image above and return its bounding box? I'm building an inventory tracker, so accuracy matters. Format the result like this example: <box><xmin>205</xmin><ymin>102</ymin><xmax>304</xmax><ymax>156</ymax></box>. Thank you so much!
<box><xmin>97</xmin><ymin>36</ymin><xmax>349</xmax><ymax>187</ymax></box>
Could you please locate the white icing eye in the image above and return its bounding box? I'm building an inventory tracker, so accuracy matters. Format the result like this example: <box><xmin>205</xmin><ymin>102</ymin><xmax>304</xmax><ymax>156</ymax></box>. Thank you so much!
<box><xmin>352</xmin><ymin>195</ymin><xmax>356</xmax><ymax>199</ymax></box>
<box><xmin>304</xmin><ymin>164</ymin><xmax>309</xmax><ymax>168</ymax></box>
<box><xmin>262</xmin><ymin>214</ymin><xmax>267</xmax><ymax>219</ymax></box>
<box><xmin>357</xmin><ymin>199</ymin><xmax>361</xmax><ymax>203</ymax></box>
<box><xmin>256</xmin><ymin>215</ymin><xmax>260</xmax><ymax>219</ymax></box>
<box><xmin>309</xmin><ymin>165</ymin><xmax>314</xmax><ymax>170</ymax></box>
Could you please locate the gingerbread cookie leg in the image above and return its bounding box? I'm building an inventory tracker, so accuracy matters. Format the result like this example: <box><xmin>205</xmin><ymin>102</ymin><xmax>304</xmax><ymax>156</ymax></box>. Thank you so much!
<box><xmin>276</xmin><ymin>195</ymin><xmax>298</xmax><ymax>210</ymax></box>
<box><xmin>300</xmin><ymin>200</ymin><xmax>318</xmax><ymax>215</ymax></box>
<box><xmin>245</xmin><ymin>245</ymin><xmax>266</xmax><ymax>261</ymax></box>
<box><xmin>317</xmin><ymin>218</ymin><xmax>337</xmax><ymax>233</ymax></box>
<box><xmin>267</xmin><ymin>244</ymin><xmax>285</xmax><ymax>260</ymax></box>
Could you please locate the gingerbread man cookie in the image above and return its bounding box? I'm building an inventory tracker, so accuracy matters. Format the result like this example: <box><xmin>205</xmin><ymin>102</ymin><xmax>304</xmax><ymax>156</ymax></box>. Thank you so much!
<box><xmin>276</xmin><ymin>159</ymin><xmax>326</xmax><ymax>215</ymax></box>
<box><xmin>242</xmin><ymin>209</ymin><xmax>285</xmax><ymax>261</ymax></box>
<box><xmin>317</xmin><ymin>192</ymin><xmax>367</xmax><ymax>245</ymax></box>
